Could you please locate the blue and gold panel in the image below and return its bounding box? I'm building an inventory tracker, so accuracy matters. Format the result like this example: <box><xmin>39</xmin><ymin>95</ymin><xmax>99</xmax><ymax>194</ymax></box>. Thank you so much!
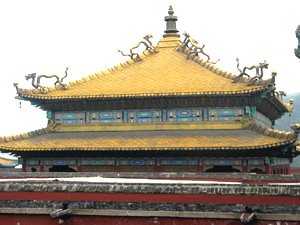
<box><xmin>177</xmin><ymin>110</ymin><xmax>193</xmax><ymax>118</ymax></box>
<box><xmin>55</xmin><ymin>112</ymin><xmax>85</xmax><ymax>124</ymax></box>
<box><xmin>217</xmin><ymin>109</ymin><xmax>235</xmax><ymax>117</ymax></box>
<box><xmin>168</xmin><ymin>118</ymin><xmax>194</xmax><ymax>122</ymax></box>
<box><xmin>43</xmin><ymin>159</ymin><xmax>76</xmax><ymax>166</ymax></box>
<box><xmin>167</xmin><ymin>108</ymin><xmax>202</xmax><ymax>122</ymax></box>
<box><xmin>136</xmin><ymin>118</ymin><xmax>153</xmax><ymax>123</ymax></box>
<box><xmin>90</xmin><ymin>111</ymin><xmax>123</xmax><ymax>124</ymax></box>
<box><xmin>248</xmin><ymin>159</ymin><xmax>263</xmax><ymax>166</ymax></box>
<box><xmin>129</xmin><ymin>159</ymin><xmax>146</xmax><ymax>166</ymax></box>
<box><xmin>127</xmin><ymin>110</ymin><xmax>162</xmax><ymax>123</ymax></box>
<box><xmin>80</xmin><ymin>158</ymin><xmax>114</xmax><ymax>166</ymax></box>
<box><xmin>99</xmin><ymin>119</ymin><xmax>122</xmax><ymax>124</ymax></box>
<box><xmin>119</xmin><ymin>158</ymin><xmax>155</xmax><ymax>166</ymax></box>
<box><xmin>61</xmin><ymin>120</ymin><xmax>85</xmax><ymax>124</ymax></box>
<box><xmin>63</xmin><ymin>113</ymin><xmax>77</xmax><ymax>120</ymax></box>
<box><xmin>161</xmin><ymin>158</ymin><xmax>198</xmax><ymax>166</ymax></box>
<box><xmin>137</xmin><ymin>111</ymin><xmax>152</xmax><ymax>118</ymax></box>
<box><xmin>170</xmin><ymin>159</ymin><xmax>188</xmax><ymax>165</ymax></box>
<box><xmin>26</xmin><ymin>159</ymin><xmax>39</xmax><ymax>166</ymax></box>
<box><xmin>99</xmin><ymin>112</ymin><xmax>114</xmax><ymax>119</ymax></box>
<box><xmin>212</xmin><ymin>159</ymin><xmax>233</xmax><ymax>166</ymax></box>
<box><xmin>51</xmin><ymin>159</ymin><xmax>68</xmax><ymax>166</ymax></box>
<box><xmin>208</xmin><ymin>108</ymin><xmax>243</xmax><ymax>121</ymax></box>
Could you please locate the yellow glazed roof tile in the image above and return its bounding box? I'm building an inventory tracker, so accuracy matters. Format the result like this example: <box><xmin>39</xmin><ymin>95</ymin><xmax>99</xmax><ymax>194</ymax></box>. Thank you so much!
<box><xmin>17</xmin><ymin>45</ymin><xmax>268</xmax><ymax>100</ymax></box>
<box><xmin>0</xmin><ymin>129</ymin><xmax>295</xmax><ymax>151</ymax></box>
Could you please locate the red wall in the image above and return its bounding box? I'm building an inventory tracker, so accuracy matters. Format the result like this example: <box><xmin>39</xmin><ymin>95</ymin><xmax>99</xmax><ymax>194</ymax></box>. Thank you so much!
<box><xmin>0</xmin><ymin>215</ymin><xmax>299</xmax><ymax>225</ymax></box>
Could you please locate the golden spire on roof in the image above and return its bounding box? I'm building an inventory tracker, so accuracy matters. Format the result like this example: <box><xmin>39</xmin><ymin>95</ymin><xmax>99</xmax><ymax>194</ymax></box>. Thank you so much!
<box><xmin>163</xmin><ymin>6</ymin><xmax>180</xmax><ymax>38</ymax></box>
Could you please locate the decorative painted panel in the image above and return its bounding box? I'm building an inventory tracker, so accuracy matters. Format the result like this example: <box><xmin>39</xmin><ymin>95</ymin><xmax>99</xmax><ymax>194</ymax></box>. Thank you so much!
<box><xmin>167</xmin><ymin>109</ymin><xmax>202</xmax><ymax>122</ymax></box>
<box><xmin>80</xmin><ymin>158</ymin><xmax>115</xmax><ymax>166</ymax></box>
<box><xmin>127</xmin><ymin>110</ymin><xmax>162</xmax><ymax>123</ymax></box>
<box><xmin>248</xmin><ymin>159</ymin><xmax>264</xmax><ymax>166</ymax></box>
<box><xmin>209</xmin><ymin>108</ymin><xmax>243</xmax><ymax>121</ymax></box>
<box><xmin>44</xmin><ymin>159</ymin><xmax>76</xmax><ymax>166</ymax></box>
<box><xmin>54</xmin><ymin>107</ymin><xmax>245</xmax><ymax>125</ymax></box>
<box><xmin>119</xmin><ymin>158</ymin><xmax>155</xmax><ymax>166</ymax></box>
<box><xmin>55</xmin><ymin>112</ymin><xmax>85</xmax><ymax>124</ymax></box>
<box><xmin>161</xmin><ymin>158</ymin><xmax>198</xmax><ymax>166</ymax></box>
<box><xmin>90</xmin><ymin>111</ymin><xmax>123</xmax><ymax>124</ymax></box>
<box><xmin>26</xmin><ymin>159</ymin><xmax>39</xmax><ymax>166</ymax></box>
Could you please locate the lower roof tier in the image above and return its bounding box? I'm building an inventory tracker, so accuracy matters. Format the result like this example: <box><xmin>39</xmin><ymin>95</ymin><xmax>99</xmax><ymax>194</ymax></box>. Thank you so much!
<box><xmin>0</xmin><ymin>128</ymin><xmax>297</xmax><ymax>152</ymax></box>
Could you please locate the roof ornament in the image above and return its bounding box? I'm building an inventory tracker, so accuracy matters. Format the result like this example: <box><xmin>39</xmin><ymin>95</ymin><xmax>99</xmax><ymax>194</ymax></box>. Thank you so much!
<box><xmin>118</xmin><ymin>34</ymin><xmax>158</xmax><ymax>61</ymax></box>
<box><xmin>290</xmin><ymin>124</ymin><xmax>300</xmax><ymax>134</ymax></box>
<box><xmin>233</xmin><ymin>58</ymin><xmax>269</xmax><ymax>85</ymax></box>
<box><xmin>294</xmin><ymin>25</ymin><xmax>300</xmax><ymax>59</ymax></box>
<box><xmin>178</xmin><ymin>31</ymin><xmax>219</xmax><ymax>64</ymax></box>
<box><xmin>163</xmin><ymin>5</ymin><xmax>180</xmax><ymax>38</ymax></box>
<box><xmin>274</xmin><ymin>90</ymin><xmax>287</xmax><ymax>101</ymax></box>
<box><xmin>25</xmin><ymin>67</ymin><xmax>69</xmax><ymax>94</ymax></box>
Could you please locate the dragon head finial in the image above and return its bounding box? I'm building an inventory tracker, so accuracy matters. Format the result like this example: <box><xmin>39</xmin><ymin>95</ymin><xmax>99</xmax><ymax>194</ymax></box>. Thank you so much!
<box><xmin>259</xmin><ymin>60</ymin><xmax>269</xmax><ymax>69</ymax></box>
<box><xmin>25</xmin><ymin>73</ymin><xmax>36</xmax><ymax>81</ymax></box>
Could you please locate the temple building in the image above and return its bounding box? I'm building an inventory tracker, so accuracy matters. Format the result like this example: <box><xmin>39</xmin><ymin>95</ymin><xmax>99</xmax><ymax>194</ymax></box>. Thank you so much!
<box><xmin>0</xmin><ymin>6</ymin><xmax>298</xmax><ymax>174</ymax></box>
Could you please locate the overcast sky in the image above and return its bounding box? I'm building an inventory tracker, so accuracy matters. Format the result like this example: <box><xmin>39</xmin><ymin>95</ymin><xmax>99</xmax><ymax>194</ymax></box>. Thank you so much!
<box><xmin>0</xmin><ymin>0</ymin><xmax>299</xmax><ymax>157</ymax></box>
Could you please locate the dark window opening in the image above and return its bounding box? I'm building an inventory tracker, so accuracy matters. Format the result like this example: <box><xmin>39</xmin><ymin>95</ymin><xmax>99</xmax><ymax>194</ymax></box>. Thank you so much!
<box><xmin>49</xmin><ymin>166</ymin><xmax>77</xmax><ymax>172</ymax></box>
<box><xmin>205</xmin><ymin>166</ymin><xmax>241</xmax><ymax>173</ymax></box>
<box><xmin>249</xmin><ymin>168</ymin><xmax>265</xmax><ymax>174</ymax></box>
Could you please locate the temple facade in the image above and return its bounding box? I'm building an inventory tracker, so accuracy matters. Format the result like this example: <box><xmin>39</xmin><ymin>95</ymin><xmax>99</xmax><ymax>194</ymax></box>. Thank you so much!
<box><xmin>0</xmin><ymin>6</ymin><xmax>298</xmax><ymax>174</ymax></box>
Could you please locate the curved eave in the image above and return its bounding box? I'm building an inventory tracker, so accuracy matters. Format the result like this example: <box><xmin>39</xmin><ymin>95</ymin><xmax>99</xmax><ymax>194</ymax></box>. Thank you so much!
<box><xmin>0</xmin><ymin>140</ymin><xmax>296</xmax><ymax>152</ymax></box>
<box><xmin>17</xmin><ymin>87</ymin><xmax>269</xmax><ymax>101</ymax></box>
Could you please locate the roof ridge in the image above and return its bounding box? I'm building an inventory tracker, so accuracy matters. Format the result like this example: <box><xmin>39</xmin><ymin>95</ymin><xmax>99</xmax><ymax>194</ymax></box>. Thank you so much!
<box><xmin>246</xmin><ymin>121</ymin><xmax>298</xmax><ymax>141</ymax></box>
<box><xmin>15</xmin><ymin>48</ymin><xmax>159</xmax><ymax>96</ymax></box>
<box><xmin>176</xmin><ymin>46</ymin><xmax>273</xmax><ymax>87</ymax></box>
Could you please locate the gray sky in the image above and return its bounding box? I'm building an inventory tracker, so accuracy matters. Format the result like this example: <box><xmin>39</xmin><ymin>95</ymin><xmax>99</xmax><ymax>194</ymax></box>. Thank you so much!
<box><xmin>0</xmin><ymin>0</ymin><xmax>299</xmax><ymax>145</ymax></box>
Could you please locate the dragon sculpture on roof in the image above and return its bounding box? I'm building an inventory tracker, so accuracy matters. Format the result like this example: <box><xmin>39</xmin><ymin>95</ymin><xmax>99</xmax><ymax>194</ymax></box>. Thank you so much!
<box><xmin>25</xmin><ymin>67</ymin><xmax>69</xmax><ymax>94</ymax></box>
<box><xmin>118</xmin><ymin>34</ymin><xmax>158</xmax><ymax>61</ymax></box>
<box><xmin>179</xmin><ymin>31</ymin><xmax>219</xmax><ymax>64</ymax></box>
<box><xmin>233</xmin><ymin>58</ymin><xmax>269</xmax><ymax>85</ymax></box>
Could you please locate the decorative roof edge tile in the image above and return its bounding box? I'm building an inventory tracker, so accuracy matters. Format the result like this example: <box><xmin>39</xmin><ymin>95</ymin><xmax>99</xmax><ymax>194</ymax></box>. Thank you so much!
<box><xmin>0</xmin><ymin>127</ymin><xmax>51</xmax><ymax>144</ymax></box>
<box><xmin>0</xmin><ymin>123</ymin><xmax>297</xmax><ymax>152</ymax></box>
<box><xmin>245</xmin><ymin>121</ymin><xmax>298</xmax><ymax>141</ymax></box>
<box><xmin>0</xmin><ymin>141</ymin><xmax>296</xmax><ymax>152</ymax></box>
<box><xmin>177</xmin><ymin>46</ymin><xmax>273</xmax><ymax>87</ymax></box>
<box><xmin>17</xmin><ymin>87</ymin><xmax>268</xmax><ymax>101</ymax></box>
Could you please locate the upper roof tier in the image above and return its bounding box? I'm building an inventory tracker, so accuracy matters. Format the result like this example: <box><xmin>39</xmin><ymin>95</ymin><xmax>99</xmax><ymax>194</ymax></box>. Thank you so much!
<box><xmin>15</xmin><ymin>6</ymin><xmax>276</xmax><ymax>101</ymax></box>
<box><xmin>15</xmin><ymin>40</ymin><xmax>272</xmax><ymax>100</ymax></box>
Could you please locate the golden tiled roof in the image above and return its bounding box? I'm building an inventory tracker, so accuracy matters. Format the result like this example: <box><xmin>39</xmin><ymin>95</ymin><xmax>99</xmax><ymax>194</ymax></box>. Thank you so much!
<box><xmin>0</xmin><ymin>128</ymin><xmax>296</xmax><ymax>152</ymax></box>
<box><xmin>16</xmin><ymin>37</ymin><xmax>271</xmax><ymax>100</ymax></box>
